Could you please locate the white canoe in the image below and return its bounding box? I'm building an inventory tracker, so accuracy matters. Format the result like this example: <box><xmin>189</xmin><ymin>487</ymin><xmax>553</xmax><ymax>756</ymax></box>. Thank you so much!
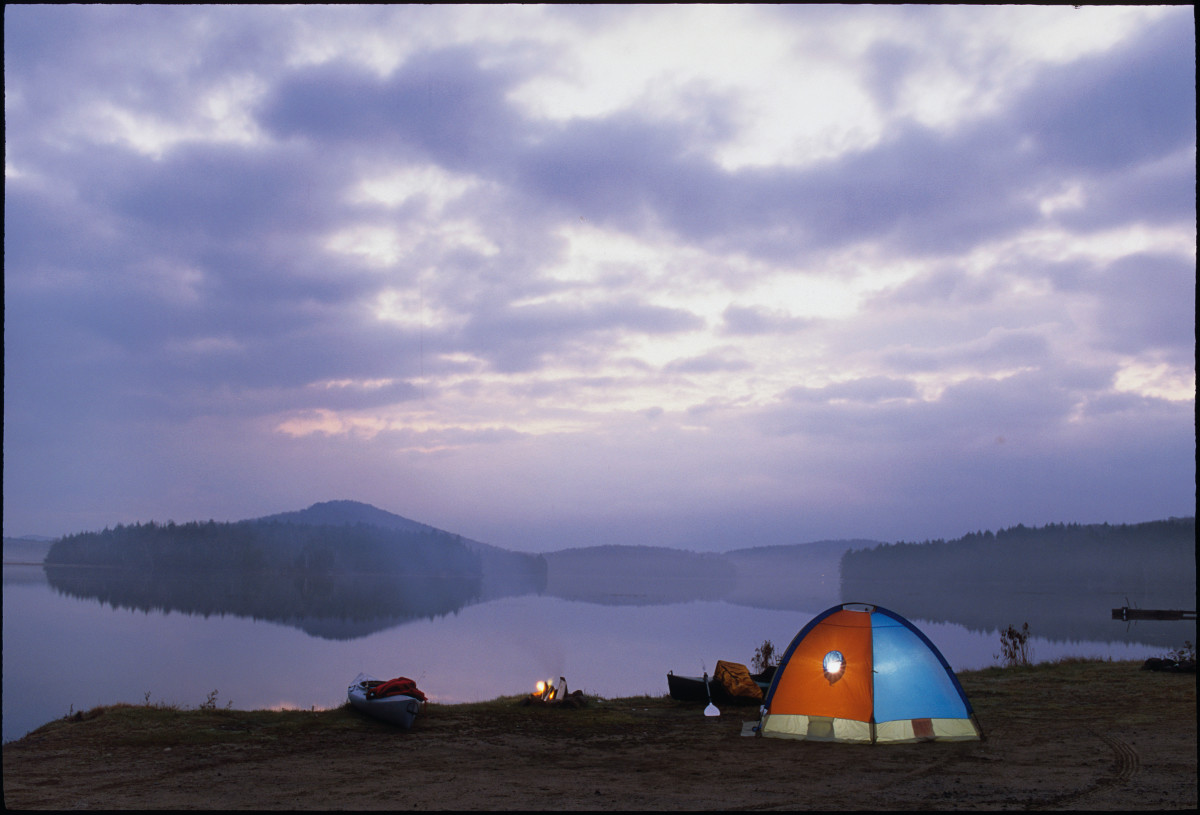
<box><xmin>348</xmin><ymin>673</ymin><xmax>423</xmax><ymax>729</ymax></box>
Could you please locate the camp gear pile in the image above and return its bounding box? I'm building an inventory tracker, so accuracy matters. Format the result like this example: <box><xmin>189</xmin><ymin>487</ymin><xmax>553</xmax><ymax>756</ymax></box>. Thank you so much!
<box><xmin>364</xmin><ymin>676</ymin><xmax>427</xmax><ymax>702</ymax></box>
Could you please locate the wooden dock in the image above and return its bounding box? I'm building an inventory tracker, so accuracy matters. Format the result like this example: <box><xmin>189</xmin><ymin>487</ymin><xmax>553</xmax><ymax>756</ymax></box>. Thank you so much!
<box><xmin>1111</xmin><ymin>606</ymin><xmax>1197</xmax><ymax>621</ymax></box>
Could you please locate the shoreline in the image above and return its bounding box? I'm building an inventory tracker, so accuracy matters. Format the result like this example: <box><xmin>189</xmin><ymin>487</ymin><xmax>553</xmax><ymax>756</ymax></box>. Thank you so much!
<box><xmin>3</xmin><ymin>660</ymin><xmax>1195</xmax><ymax>810</ymax></box>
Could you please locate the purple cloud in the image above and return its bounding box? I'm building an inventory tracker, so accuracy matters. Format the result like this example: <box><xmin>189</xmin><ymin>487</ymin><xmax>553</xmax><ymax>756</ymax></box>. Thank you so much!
<box><xmin>3</xmin><ymin>5</ymin><xmax>1193</xmax><ymax>547</ymax></box>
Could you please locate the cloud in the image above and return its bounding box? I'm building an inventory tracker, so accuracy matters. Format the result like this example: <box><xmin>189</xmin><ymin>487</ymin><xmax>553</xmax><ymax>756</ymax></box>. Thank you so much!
<box><xmin>784</xmin><ymin>376</ymin><xmax>920</xmax><ymax>405</ymax></box>
<box><xmin>720</xmin><ymin>305</ymin><xmax>813</xmax><ymax>336</ymax></box>
<box><xmin>1010</xmin><ymin>14</ymin><xmax>1196</xmax><ymax>174</ymax></box>
<box><xmin>664</xmin><ymin>351</ymin><xmax>752</xmax><ymax>376</ymax></box>
<box><xmin>460</xmin><ymin>297</ymin><xmax>705</xmax><ymax>374</ymax></box>
<box><xmin>249</xmin><ymin>12</ymin><xmax>1188</xmax><ymax>269</ymax></box>
<box><xmin>881</xmin><ymin>330</ymin><xmax>1052</xmax><ymax>375</ymax></box>
<box><xmin>1088</xmin><ymin>253</ymin><xmax>1197</xmax><ymax>358</ymax></box>
<box><xmin>3</xmin><ymin>5</ymin><xmax>1193</xmax><ymax>545</ymax></box>
<box><xmin>261</xmin><ymin>46</ymin><xmax>531</xmax><ymax>170</ymax></box>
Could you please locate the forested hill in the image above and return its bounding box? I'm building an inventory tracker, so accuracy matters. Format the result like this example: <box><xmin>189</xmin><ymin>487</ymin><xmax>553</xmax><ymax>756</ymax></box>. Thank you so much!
<box><xmin>43</xmin><ymin>500</ymin><xmax>542</xmax><ymax>577</ymax></box>
<box><xmin>254</xmin><ymin>500</ymin><xmax>439</xmax><ymax>536</ymax></box>
<box><xmin>253</xmin><ymin>500</ymin><xmax>526</xmax><ymax>566</ymax></box>
<box><xmin>842</xmin><ymin>517</ymin><xmax>1196</xmax><ymax>588</ymax></box>
<box><xmin>40</xmin><ymin>502</ymin><xmax>549</xmax><ymax>639</ymax></box>
<box><xmin>45</xmin><ymin>517</ymin><xmax>482</xmax><ymax>576</ymax></box>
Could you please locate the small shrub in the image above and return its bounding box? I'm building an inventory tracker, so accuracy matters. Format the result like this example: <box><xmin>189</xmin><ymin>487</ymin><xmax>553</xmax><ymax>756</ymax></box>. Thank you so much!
<box><xmin>752</xmin><ymin>639</ymin><xmax>778</xmax><ymax>674</ymax></box>
<box><xmin>199</xmin><ymin>689</ymin><xmax>232</xmax><ymax>710</ymax></box>
<box><xmin>996</xmin><ymin>623</ymin><xmax>1033</xmax><ymax>667</ymax></box>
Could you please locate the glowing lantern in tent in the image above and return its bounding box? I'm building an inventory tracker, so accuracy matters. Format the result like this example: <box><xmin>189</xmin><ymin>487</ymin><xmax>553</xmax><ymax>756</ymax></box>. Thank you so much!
<box><xmin>759</xmin><ymin>603</ymin><xmax>982</xmax><ymax>744</ymax></box>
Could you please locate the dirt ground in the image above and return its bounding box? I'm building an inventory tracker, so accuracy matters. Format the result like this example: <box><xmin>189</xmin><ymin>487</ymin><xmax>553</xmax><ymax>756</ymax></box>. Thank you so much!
<box><xmin>3</xmin><ymin>661</ymin><xmax>1195</xmax><ymax>811</ymax></box>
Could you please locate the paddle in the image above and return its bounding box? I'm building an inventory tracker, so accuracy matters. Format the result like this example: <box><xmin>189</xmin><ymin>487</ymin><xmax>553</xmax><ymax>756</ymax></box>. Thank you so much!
<box><xmin>703</xmin><ymin>671</ymin><xmax>720</xmax><ymax>717</ymax></box>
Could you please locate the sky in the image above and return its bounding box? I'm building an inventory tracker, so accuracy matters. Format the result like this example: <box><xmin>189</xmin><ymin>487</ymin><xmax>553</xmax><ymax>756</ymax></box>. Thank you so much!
<box><xmin>3</xmin><ymin>4</ymin><xmax>1195</xmax><ymax>552</ymax></box>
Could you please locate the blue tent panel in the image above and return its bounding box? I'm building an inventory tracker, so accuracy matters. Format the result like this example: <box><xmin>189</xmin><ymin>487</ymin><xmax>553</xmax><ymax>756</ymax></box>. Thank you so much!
<box><xmin>870</xmin><ymin>612</ymin><xmax>973</xmax><ymax>722</ymax></box>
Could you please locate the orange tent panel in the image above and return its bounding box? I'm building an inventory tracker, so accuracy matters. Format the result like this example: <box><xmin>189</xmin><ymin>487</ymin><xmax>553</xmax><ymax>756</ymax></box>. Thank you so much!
<box><xmin>766</xmin><ymin>609</ymin><xmax>874</xmax><ymax>722</ymax></box>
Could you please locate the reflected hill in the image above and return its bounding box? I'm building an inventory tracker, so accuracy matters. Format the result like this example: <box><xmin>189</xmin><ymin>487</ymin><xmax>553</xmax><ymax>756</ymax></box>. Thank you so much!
<box><xmin>840</xmin><ymin>519</ymin><xmax>1196</xmax><ymax>649</ymax></box>
<box><xmin>43</xmin><ymin>565</ymin><xmax>490</xmax><ymax>639</ymax></box>
<box><xmin>43</xmin><ymin>503</ymin><xmax>547</xmax><ymax>640</ymax></box>
<box><xmin>38</xmin><ymin>504</ymin><xmax>1195</xmax><ymax>649</ymax></box>
<box><xmin>536</xmin><ymin>539</ymin><xmax>883</xmax><ymax>610</ymax></box>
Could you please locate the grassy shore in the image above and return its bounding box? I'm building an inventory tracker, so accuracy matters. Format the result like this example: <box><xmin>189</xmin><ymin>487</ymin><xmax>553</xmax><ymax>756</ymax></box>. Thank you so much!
<box><xmin>4</xmin><ymin>659</ymin><xmax>1196</xmax><ymax>810</ymax></box>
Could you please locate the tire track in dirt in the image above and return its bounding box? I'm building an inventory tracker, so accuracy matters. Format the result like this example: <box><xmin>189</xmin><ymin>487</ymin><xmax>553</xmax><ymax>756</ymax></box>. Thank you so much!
<box><xmin>1027</xmin><ymin>730</ymin><xmax>1140</xmax><ymax>810</ymax></box>
<box><xmin>1095</xmin><ymin>730</ymin><xmax>1140</xmax><ymax>784</ymax></box>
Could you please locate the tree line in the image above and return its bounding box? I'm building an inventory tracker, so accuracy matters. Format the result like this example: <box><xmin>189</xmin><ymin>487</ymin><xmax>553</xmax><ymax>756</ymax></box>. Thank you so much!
<box><xmin>841</xmin><ymin>517</ymin><xmax>1196</xmax><ymax>589</ymax></box>
<box><xmin>45</xmin><ymin>518</ymin><xmax>483</xmax><ymax>577</ymax></box>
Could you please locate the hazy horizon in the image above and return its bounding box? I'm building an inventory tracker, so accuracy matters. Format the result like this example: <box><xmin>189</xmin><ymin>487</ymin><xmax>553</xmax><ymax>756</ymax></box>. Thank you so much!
<box><xmin>4</xmin><ymin>5</ymin><xmax>1195</xmax><ymax>553</ymax></box>
<box><xmin>7</xmin><ymin>499</ymin><xmax>1193</xmax><ymax>558</ymax></box>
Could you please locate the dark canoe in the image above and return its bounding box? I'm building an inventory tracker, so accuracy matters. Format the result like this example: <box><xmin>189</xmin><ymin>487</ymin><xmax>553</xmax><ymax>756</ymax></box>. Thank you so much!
<box><xmin>667</xmin><ymin>665</ymin><xmax>777</xmax><ymax>705</ymax></box>
<box><xmin>667</xmin><ymin>671</ymin><xmax>712</xmax><ymax>702</ymax></box>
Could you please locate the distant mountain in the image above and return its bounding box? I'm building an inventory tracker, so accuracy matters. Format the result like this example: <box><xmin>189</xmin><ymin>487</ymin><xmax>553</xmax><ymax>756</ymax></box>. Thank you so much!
<box><xmin>253</xmin><ymin>500</ymin><xmax>514</xmax><ymax>557</ymax></box>
<box><xmin>254</xmin><ymin>500</ymin><xmax>440</xmax><ymax>536</ymax></box>
<box><xmin>27</xmin><ymin>502</ymin><xmax>1194</xmax><ymax>646</ymax></box>
<box><xmin>3</xmin><ymin>536</ymin><xmax>56</xmax><ymax>566</ymax></box>
<box><xmin>41</xmin><ymin>501</ymin><xmax>548</xmax><ymax>640</ymax></box>
<box><xmin>251</xmin><ymin>500</ymin><xmax>546</xmax><ymax>603</ymax></box>
<box><xmin>723</xmin><ymin>539</ymin><xmax>885</xmax><ymax>612</ymax></box>
<box><xmin>541</xmin><ymin>545</ymin><xmax>734</xmax><ymax>605</ymax></box>
<box><xmin>723</xmin><ymin>538</ymin><xmax>883</xmax><ymax>560</ymax></box>
<box><xmin>535</xmin><ymin>539</ymin><xmax>887</xmax><ymax>609</ymax></box>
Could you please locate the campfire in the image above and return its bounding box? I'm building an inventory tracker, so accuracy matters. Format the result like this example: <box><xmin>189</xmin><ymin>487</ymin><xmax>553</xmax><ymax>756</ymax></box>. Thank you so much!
<box><xmin>532</xmin><ymin>676</ymin><xmax>566</xmax><ymax>702</ymax></box>
<box><xmin>522</xmin><ymin>676</ymin><xmax>586</xmax><ymax>708</ymax></box>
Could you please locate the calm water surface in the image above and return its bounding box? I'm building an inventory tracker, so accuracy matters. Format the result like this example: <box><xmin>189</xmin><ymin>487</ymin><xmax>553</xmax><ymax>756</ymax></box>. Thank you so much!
<box><xmin>4</xmin><ymin>562</ymin><xmax>1186</xmax><ymax>744</ymax></box>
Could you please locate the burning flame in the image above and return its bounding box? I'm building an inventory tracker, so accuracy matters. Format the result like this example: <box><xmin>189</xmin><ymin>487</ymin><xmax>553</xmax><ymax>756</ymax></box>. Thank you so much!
<box><xmin>533</xmin><ymin>677</ymin><xmax>563</xmax><ymax>702</ymax></box>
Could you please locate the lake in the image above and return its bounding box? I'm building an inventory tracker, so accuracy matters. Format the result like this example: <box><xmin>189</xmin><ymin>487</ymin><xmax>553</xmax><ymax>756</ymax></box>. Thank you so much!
<box><xmin>4</xmin><ymin>548</ymin><xmax>1191</xmax><ymax>744</ymax></box>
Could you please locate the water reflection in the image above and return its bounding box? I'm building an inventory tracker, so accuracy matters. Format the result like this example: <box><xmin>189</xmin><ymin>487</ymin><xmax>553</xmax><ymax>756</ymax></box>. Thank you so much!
<box><xmin>4</xmin><ymin>541</ymin><xmax>1193</xmax><ymax>745</ymax></box>
<box><xmin>37</xmin><ymin>539</ymin><xmax>1194</xmax><ymax>649</ymax></box>
<box><xmin>835</xmin><ymin>579</ymin><xmax>1195</xmax><ymax>649</ymax></box>
<box><xmin>44</xmin><ymin>565</ymin><xmax>492</xmax><ymax>640</ymax></box>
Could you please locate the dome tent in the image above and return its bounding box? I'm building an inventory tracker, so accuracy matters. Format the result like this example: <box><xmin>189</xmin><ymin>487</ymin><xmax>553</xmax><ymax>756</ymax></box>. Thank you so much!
<box><xmin>759</xmin><ymin>603</ymin><xmax>982</xmax><ymax>744</ymax></box>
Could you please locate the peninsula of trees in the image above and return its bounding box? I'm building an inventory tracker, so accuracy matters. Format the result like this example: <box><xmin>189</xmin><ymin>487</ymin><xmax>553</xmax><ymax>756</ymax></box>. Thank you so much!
<box><xmin>841</xmin><ymin>517</ymin><xmax>1195</xmax><ymax>589</ymax></box>
<box><xmin>46</xmin><ymin>518</ymin><xmax>482</xmax><ymax>576</ymax></box>
<box><xmin>839</xmin><ymin>518</ymin><xmax>1195</xmax><ymax>647</ymax></box>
